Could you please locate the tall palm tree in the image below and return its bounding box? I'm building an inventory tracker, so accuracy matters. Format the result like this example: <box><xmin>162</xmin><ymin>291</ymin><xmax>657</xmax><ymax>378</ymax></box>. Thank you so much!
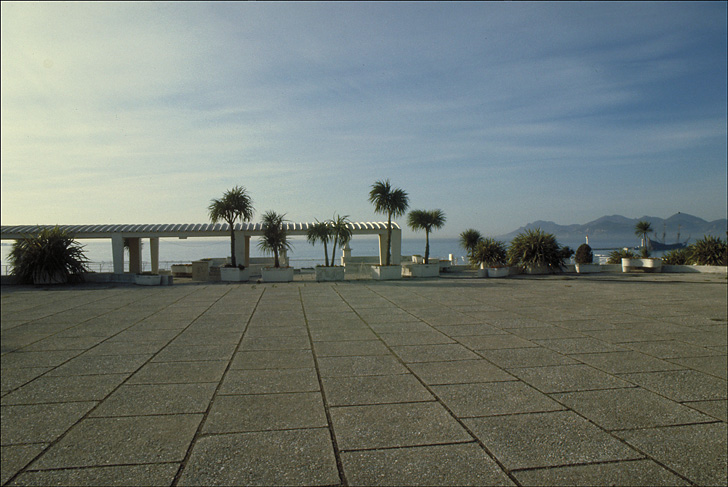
<box><xmin>407</xmin><ymin>209</ymin><xmax>446</xmax><ymax>264</ymax></box>
<box><xmin>208</xmin><ymin>186</ymin><xmax>254</xmax><ymax>267</ymax></box>
<box><xmin>368</xmin><ymin>179</ymin><xmax>409</xmax><ymax>266</ymax></box>
<box><xmin>258</xmin><ymin>211</ymin><xmax>292</xmax><ymax>268</ymax></box>
<box><xmin>306</xmin><ymin>220</ymin><xmax>332</xmax><ymax>267</ymax></box>
<box><xmin>459</xmin><ymin>229</ymin><xmax>483</xmax><ymax>264</ymax></box>
<box><xmin>635</xmin><ymin>220</ymin><xmax>653</xmax><ymax>249</ymax></box>
<box><xmin>330</xmin><ymin>214</ymin><xmax>352</xmax><ymax>266</ymax></box>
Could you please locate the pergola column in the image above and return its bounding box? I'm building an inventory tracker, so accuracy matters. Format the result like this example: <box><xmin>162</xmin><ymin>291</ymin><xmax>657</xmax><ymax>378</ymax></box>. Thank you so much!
<box><xmin>377</xmin><ymin>227</ymin><xmax>402</xmax><ymax>266</ymax></box>
<box><xmin>150</xmin><ymin>237</ymin><xmax>159</xmax><ymax>273</ymax></box>
<box><xmin>234</xmin><ymin>231</ymin><xmax>246</xmax><ymax>267</ymax></box>
<box><xmin>244</xmin><ymin>235</ymin><xmax>251</xmax><ymax>267</ymax></box>
<box><xmin>111</xmin><ymin>234</ymin><xmax>124</xmax><ymax>274</ymax></box>
<box><xmin>127</xmin><ymin>237</ymin><xmax>142</xmax><ymax>274</ymax></box>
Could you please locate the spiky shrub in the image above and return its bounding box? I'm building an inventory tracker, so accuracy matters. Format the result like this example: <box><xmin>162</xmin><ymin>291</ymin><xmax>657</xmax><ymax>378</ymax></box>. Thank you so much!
<box><xmin>689</xmin><ymin>236</ymin><xmax>727</xmax><ymax>266</ymax></box>
<box><xmin>607</xmin><ymin>248</ymin><xmax>637</xmax><ymax>264</ymax></box>
<box><xmin>258</xmin><ymin>211</ymin><xmax>292</xmax><ymax>268</ymax></box>
<box><xmin>661</xmin><ymin>248</ymin><xmax>691</xmax><ymax>265</ymax></box>
<box><xmin>368</xmin><ymin>179</ymin><xmax>409</xmax><ymax>266</ymax></box>
<box><xmin>560</xmin><ymin>246</ymin><xmax>575</xmax><ymax>262</ymax></box>
<box><xmin>208</xmin><ymin>186</ymin><xmax>254</xmax><ymax>268</ymax></box>
<box><xmin>10</xmin><ymin>226</ymin><xmax>89</xmax><ymax>284</ymax></box>
<box><xmin>506</xmin><ymin>228</ymin><xmax>565</xmax><ymax>272</ymax></box>
<box><xmin>459</xmin><ymin>229</ymin><xmax>483</xmax><ymax>266</ymax></box>
<box><xmin>407</xmin><ymin>209</ymin><xmax>446</xmax><ymax>264</ymax></box>
<box><xmin>473</xmin><ymin>238</ymin><xmax>507</xmax><ymax>267</ymax></box>
<box><xmin>574</xmin><ymin>244</ymin><xmax>593</xmax><ymax>265</ymax></box>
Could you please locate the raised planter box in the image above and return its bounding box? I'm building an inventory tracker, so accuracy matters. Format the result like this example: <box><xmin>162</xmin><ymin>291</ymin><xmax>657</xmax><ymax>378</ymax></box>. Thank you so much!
<box><xmin>525</xmin><ymin>265</ymin><xmax>552</xmax><ymax>275</ymax></box>
<box><xmin>171</xmin><ymin>264</ymin><xmax>192</xmax><ymax>277</ymax></box>
<box><xmin>315</xmin><ymin>266</ymin><xmax>345</xmax><ymax>282</ymax></box>
<box><xmin>261</xmin><ymin>267</ymin><xmax>294</xmax><ymax>283</ymax></box>
<box><xmin>575</xmin><ymin>263</ymin><xmax>602</xmax><ymax>274</ymax></box>
<box><xmin>135</xmin><ymin>274</ymin><xmax>162</xmax><ymax>286</ymax></box>
<box><xmin>371</xmin><ymin>265</ymin><xmax>402</xmax><ymax>280</ymax></box>
<box><xmin>403</xmin><ymin>263</ymin><xmax>440</xmax><ymax>278</ymax></box>
<box><xmin>487</xmin><ymin>266</ymin><xmax>510</xmax><ymax>278</ymax></box>
<box><xmin>622</xmin><ymin>258</ymin><xmax>662</xmax><ymax>273</ymax></box>
<box><xmin>220</xmin><ymin>267</ymin><xmax>250</xmax><ymax>282</ymax></box>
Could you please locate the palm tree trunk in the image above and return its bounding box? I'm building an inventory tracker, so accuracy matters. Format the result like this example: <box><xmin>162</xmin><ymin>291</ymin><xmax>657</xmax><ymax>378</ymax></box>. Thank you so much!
<box><xmin>324</xmin><ymin>241</ymin><xmax>330</xmax><ymax>267</ymax></box>
<box><xmin>386</xmin><ymin>213</ymin><xmax>392</xmax><ymax>266</ymax></box>
<box><xmin>425</xmin><ymin>230</ymin><xmax>430</xmax><ymax>264</ymax></box>
<box><xmin>228</xmin><ymin>220</ymin><xmax>236</xmax><ymax>267</ymax></box>
<box><xmin>274</xmin><ymin>249</ymin><xmax>280</xmax><ymax>268</ymax></box>
<box><xmin>330</xmin><ymin>239</ymin><xmax>336</xmax><ymax>267</ymax></box>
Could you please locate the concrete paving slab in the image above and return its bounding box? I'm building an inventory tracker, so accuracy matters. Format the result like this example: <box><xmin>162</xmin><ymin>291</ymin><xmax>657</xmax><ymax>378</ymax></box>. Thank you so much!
<box><xmin>322</xmin><ymin>374</ymin><xmax>434</xmax><ymax>406</ymax></box>
<box><xmin>313</xmin><ymin>339</ymin><xmax>390</xmax><ymax>357</ymax></box>
<box><xmin>624</xmin><ymin>339</ymin><xmax>722</xmax><ymax>359</ymax></box>
<box><xmin>513</xmin><ymin>459</ymin><xmax>689</xmax><ymax>486</ymax></box>
<box><xmin>177</xmin><ymin>428</ymin><xmax>339</xmax><ymax>486</ymax></box>
<box><xmin>31</xmin><ymin>414</ymin><xmax>202</xmax><ymax>469</ymax></box>
<box><xmin>330</xmin><ymin>402</ymin><xmax>472</xmax><ymax>450</ymax></box>
<box><xmin>570</xmin><ymin>350</ymin><xmax>686</xmax><ymax>374</ymax></box>
<box><xmin>229</xmin><ymin>349</ymin><xmax>315</xmax><ymax>369</ymax></box>
<box><xmin>478</xmin><ymin>347</ymin><xmax>578</xmax><ymax>368</ymax></box>
<box><xmin>1</xmin><ymin>402</ymin><xmax>97</xmax><ymax>444</ymax></box>
<box><xmin>1</xmin><ymin>444</ymin><xmax>48</xmax><ymax>485</ymax></box>
<box><xmin>203</xmin><ymin>392</ymin><xmax>327</xmax><ymax>433</ymax></box>
<box><xmin>455</xmin><ymin>334</ymin><xmax>539</xmax><ymax>350</ymax></box>
<box><xmin>620</xmin><ymin>369</ymin><xmax>728</xmax><ymax>402</ymax></box>
<box><xmin>431</xmin><ymin>381</ymin><xmax>565</xmax><ymax>418</ymax></box>
<box><xmin>10</xmin><ymin>464</ymin><xmax>180</xmax><ymax>487</ymax></box>
<box><xmin>317</xmin><ymin>355</ymin><xmax>409</xmax><ymax>377</ymax></box>
<box><xmin>552</xmin><ymin>387</ymin><xmax>715</xmax><ymax>430</ymax></box>
<box><xmin>464</xmin><ymin>410</ymin><xmax>643</xmax><ymax>470</ymax></box>
<box><xmin>46</xmin><ymin>353</ymin><xmax>152</xmax><ymax>376</ymax></box>
<box><xmin>340</xmin><ymin>443</ymin><xmax>515</xmax><ymax>486</ymax></box>
<box><xmin>408</xmin><ymin>359</ymin><xmax>515</xmax><ymax>385</ymax></box>
<box><xmin>0</xmin><ymin>367</ymin><xmax>52</xmax><ymax>393</ymax></box>
<box><xmin>510</xmin><ymin>364</ymin><xmax>633</xmax><ymax>393</ymax></box>
<box><xmin>1</xmin><ymin>374</ymin><xmax>127</xmax><ymax>405</ymax></box>
<box><xmin>127</xmin><ymin>361</ymin><xmax>228</xmax><ymax>385</ymax></box>
<box><xmin>377</xmin><ymin>331</ymin><xmax>455</xmax><ymax>346</ymax></box>
<box><xmin>391</xmin><ymin>343</ymin><xmax>482</xmax><ymax>363</ymax></box>
<box><xmin>151</xmin><ymin>343</ymin><xmax>237</xmax><ymax>363</ymax></box>
<box><xmin>616</xmin><ymin>422</ymin><xmax>728</xmax><ymax>487</ymax></box>
<box><xmin>89</xmin><ymin>383</ymin><xmax>217</xmax><ymax>416</ymax></box>
<box><xmin>670</xmin><ymin>354</ymin><xmax>728</xmax><ymax>379</ymax></box>
<box><xmin>219</xmin><ymin>368</ymin><xmax>319</xmax><ymax>394</ymax></box>
<box><xmin>684</xmin><ymin>399</ymin><xmax>728</xmax><ymax>422</ymax></box>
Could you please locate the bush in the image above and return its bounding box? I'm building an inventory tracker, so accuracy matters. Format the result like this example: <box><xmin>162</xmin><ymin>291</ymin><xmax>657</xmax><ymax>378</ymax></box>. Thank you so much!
<box><xmin>661</xmin><ymin>248</ymin><xmax>691</xmax><ymax>265</ymax></box>
<box><xmin>607</xmin><ymin>248</ymin><xmax>636</xmax><ymax>264</ymax></box>
<box><xmin>575</xmin><ymin>244</ymin><xmax>593</xmax><ymax>264</ymax></box>
<box><xmin>473</xmin><ymin>238</ymin><xmax>507</xmax><ymax>267</ymax></box>
<box><xmin>507</xmin><ymin>228</ymin><xmax>565</xmax><ymax>272</ymax></box>
<box><xmin>689</xmin><ymin>236</ymin><xmax>727</xmax><ymax>266</ymax></box>
<box><xmin>10</xmin><ymin>226</ymin><xmax>89</xmax><ymax>284</ymax></box>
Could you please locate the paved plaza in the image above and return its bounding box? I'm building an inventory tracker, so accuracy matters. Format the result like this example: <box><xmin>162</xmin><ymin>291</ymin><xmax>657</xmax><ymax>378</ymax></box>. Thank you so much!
<box><xmin>1</xmin><ymin>273</ymin><xmax>726</xmax><ymax>486</ymax></box>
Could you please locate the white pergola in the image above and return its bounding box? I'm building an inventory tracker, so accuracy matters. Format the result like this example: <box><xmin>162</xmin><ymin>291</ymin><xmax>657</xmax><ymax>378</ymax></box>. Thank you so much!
<box><xmin>1</xmin><ymin>222</ymin><xmax>402</xmax><ymax>274</ymax></box>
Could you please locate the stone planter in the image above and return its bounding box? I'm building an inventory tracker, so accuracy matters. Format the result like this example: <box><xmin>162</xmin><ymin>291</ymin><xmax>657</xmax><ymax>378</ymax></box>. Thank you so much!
<box><xmin>371</xmin><ymin>265</ymin><xmax>402</xmax><ymax>280</ymax></box>
<box><xmin>575</xmin><ymin>263</ymin><xmax>602</xmax><ymax>274</ymax></box>
<box><xmin>525</xmin><ymin>265</ymin><xmax>552</xmax><ymax>275</ymax></box>
<box><xmin>261</xmin><ymin>267</ymin><xmax>294</xmax><ymax>283</ymax></box>
<box><xmin>220</xmin><ymin>267</ymin><xmax>250</xmax><ymax>282</ymax></box>
<box><xmin>171</xmin><ymin>264</ymin><xmax>192</xmax><ymax>277</ymax></box>
<box><xmin>191</xmin><ymin>260</ymin><xmax>211</xmax><ymax>281</ymax></box>
<box><xmin>404</xmin><ymin>263</ymin><xmax>440</xmax><ymax>278</ymax></box>
<box><xmin>315</xmin><ymin>266</ymin><xmax>345</xmax><ymax>282</ymax></box>
<box><xmin>487</xmin><ymin>266</ymin><xmax>510</xmax><ymax>278</ymax></box>
<box><xmin>135</xmin><ymin>274</ymin><xmax>162</xmax><ymax>286</ymax></box>
<box><xmin>32</xmin><ymin>271</ymin><xmax>67</xmax><ymax>285</ymax></box>
<box><xmin>622</xmin><ymin>258</ymin><xmax>662</xmax><ymax>273</ymax></box>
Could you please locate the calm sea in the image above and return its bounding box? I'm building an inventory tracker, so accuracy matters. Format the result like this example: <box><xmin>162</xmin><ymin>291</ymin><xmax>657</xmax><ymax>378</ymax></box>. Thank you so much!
<box><xmin>0</xmin><ymin>236</ymin><xmax>660</xmax><ymax>274</ymax></box>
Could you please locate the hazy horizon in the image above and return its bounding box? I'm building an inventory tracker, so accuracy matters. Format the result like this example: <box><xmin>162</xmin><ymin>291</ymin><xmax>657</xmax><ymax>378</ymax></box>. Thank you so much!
<box><xmin>2</xmin><ymin>2</ymin><xmax>726</xmax><ymax>239</ymax></box>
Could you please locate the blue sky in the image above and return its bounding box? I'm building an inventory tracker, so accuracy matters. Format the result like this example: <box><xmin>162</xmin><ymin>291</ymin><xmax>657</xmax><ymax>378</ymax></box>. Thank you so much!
<box><xmin>2</xmin><ymin>2</ymin><xmax>726</xmax><ymax>238</ymax></box>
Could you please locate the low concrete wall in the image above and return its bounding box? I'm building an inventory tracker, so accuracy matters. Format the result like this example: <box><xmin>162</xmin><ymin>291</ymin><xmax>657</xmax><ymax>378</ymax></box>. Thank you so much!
<box><xmin>663</xmin><ymin>265</ymin><xmax>727</xmax><ymax>274</ymax></box>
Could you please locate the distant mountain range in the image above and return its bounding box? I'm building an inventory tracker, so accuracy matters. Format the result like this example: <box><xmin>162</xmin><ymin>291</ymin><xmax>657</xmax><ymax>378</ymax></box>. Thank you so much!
<box><xmin>496</xmin><ymin>213</ymin><xmax>728</xmax><ymax>249</ymax></box>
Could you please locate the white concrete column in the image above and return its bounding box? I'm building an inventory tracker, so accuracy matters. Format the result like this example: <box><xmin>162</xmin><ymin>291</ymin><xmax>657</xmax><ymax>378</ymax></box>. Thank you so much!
<box><xmin>111</xmin><ymin>234</ymin><xmax>124</xmax><ymax>274</ymax></box>
<box><xmin>150</xmin><ymin>237</ymin><xmax>160</xmax><ymax>273</ymax></box>
<box><xmin>342</xmin><ymin>242</ymin><xmax>352</xmax><ymax>266</ymax></box>
<box><xmin>391</xmin><ymin>226</ymin><xmax>402</xmax><ymax>265</ymax></box>
<box><xmin>280</xmin><ymin>248</ymin><xmax>288</xmax><ymax>267</ymax></box>
<box><xmin>244</xmin><ymin>235</ymin><xmax>251</xmax><ymax>267</ymax></box>
<box><xmin>128</xmin><ymin>237</ymin><xmax>142</xmax><ymax>274</ymax></box>
<box><xmin>234</xmin><ymin>231</ymin><xmax>245</xmax><ymax>267</ymax></box>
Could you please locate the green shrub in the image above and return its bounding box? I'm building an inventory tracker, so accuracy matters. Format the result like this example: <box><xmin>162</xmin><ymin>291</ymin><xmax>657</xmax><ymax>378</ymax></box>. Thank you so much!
<box><xmin>574</xmin><ymin>244</ymin><xmax>593</xmax><ymax>264</ymax></box>
<box><xmin>507</xmin><ymin>228</ymin><xmax>565</xmax><ymax>272</ymax></box>
<box><xmin>661</xmin><ymin>248</ymin><xmax>692</xmax><ymax>265</ymax></box>
<box><xmin>473</xmin><ymin>238</ymin><xmax>507</xmax><ymax>267</ymax></box>
<box><xmin>10</xmin><ymin>226</ymin><xmax>89</xmax><ymax>284</ymax></box>
<box><xmin>607</xmin><ymin>248</ymin><xmax>637</xmax><ymax>264</ymax></box>
<box><xmin>689</xmin><ymin>236</ymin><xmax>727</xmax><ymax>266</ymax></box>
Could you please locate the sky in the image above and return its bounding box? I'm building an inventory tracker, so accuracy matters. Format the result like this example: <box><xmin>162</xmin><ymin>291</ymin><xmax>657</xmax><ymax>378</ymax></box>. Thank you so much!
<box><xmin>2</xmin><ymin>2</ymin><xmax>726</xmax><ymax>238</ymax></box>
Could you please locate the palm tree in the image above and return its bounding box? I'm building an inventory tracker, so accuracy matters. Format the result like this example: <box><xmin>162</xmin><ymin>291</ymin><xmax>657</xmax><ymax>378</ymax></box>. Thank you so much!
<box><xmin>368</xmin><ymin>179</ymin><xmax>409</xmax><ymax>266</ymax></box>
<box><xmin>306</xmin><ymin>220</ymin><xmax>332</xmax><ymax>267</ymax></box>
<box><xmin>635</xmin><ymin>220</ymin><xmax>653</xmax><ymax>249</ymax></box>
<box><xmin>459</xmin><ymin>229</ymin><xmax>483</xmax><ymax>264</ymax></box>
<box><xmin>330</xmin><ymin>214</ymin><xmax>352</xmax><ymax>266</ymax></box>
<box><xmin>258</xmin><ymin>211</ymin><xmax>292</xmax><ymax>268</ymax></box>
<box><xmin>407</xmin><ymin>209</ymin><xmax>446</xmax><ymax>264</ymax></box>
<box><xmin>208</xmin><ymin>186</ymin><xmax>254</xmax><ymax>267</ymax></box>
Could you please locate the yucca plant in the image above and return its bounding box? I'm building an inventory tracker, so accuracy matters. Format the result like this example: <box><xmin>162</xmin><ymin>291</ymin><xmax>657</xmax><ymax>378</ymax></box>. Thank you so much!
<box><xmin>507</xmin><ymin>228</ymin><xmax>565</xmax><ymax>272</ymax></box>
<box><xmin>407</xmin><ymin>209</ymin><xmax>446</xmax><ymax>264</ymax></box>
<box><xmin>330</xmin><ymin>214</ymin><xmax>352</xmax><ymax>267</ymax></box>
<box><xmin>10</xmin><ymin>226</ymin><xmax>89</xmax><ymax>284</ymax></box>
<box><xmin>368</xmin><ymin>179</ymin><xmax>409</xmax><ymax>266</ymax></box>
<box><xmin>459</xmin><ymin>229</ymin><xmax>483</xmax><ymax>265</ymax></box>
<box><xmin>306</xmin><ymin>220</ymin><xmax>333</xmax><ymax>267</ymax></box>
<box><xmin>607</xmin><ymin>248</ymin><xmax>637</xmax><ymax>264</ymax></box>
<box><xmin>689</xmin><ymin>235</ymin><xmax>727</xmax><ymax>266</ymax></box>
<box><xmin>473</xmin><ymin>238</ymin><xmax>507</xmax><ymax>268</ymax></box>
<box><xmin>661</xmin><ymin>248</ymin><xmax>691</xmax><ymax>265</ymax></box>
<box><xmin>208</xmin><ymin>186</ymin><xmax>254</xmax><ymax>268</ymax></box>
<box><xmin>258</xmin><ymin>211</ymin><xmax>292</xmax><ymax>268</ymax></box>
